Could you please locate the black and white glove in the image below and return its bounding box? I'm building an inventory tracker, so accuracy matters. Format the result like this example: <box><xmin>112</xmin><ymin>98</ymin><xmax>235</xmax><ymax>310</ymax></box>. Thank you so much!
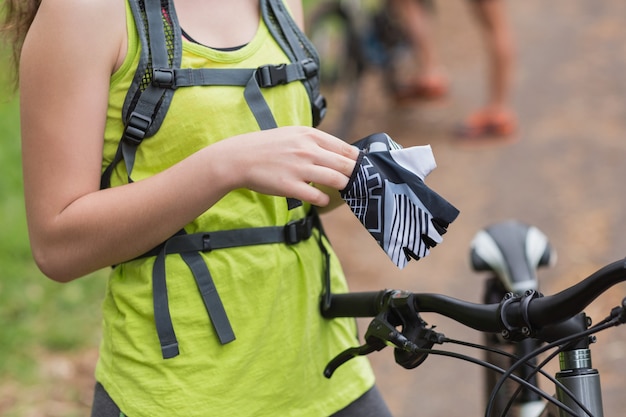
<box><xmin>340</xmin><ymin>133</ymin><xmax>460</xmax><ymax>269</ymax></box>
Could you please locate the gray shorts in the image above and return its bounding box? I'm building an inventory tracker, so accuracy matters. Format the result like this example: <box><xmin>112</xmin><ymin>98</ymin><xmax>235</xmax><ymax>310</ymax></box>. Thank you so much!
<box><xmin>91</xmin><ymin>382</ymin><xmax>393</xmax><ymax>417</ymax></box>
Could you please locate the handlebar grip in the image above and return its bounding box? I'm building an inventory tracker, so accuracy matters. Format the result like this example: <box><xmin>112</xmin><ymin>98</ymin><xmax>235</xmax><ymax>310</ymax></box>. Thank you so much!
<box><xmin>321</xmin><ymin>291</ymin><xmax>388</xmax><ymax>318</ymax></box>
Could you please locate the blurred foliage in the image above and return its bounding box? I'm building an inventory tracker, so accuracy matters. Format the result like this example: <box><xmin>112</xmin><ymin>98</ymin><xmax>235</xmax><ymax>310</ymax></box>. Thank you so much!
<box><xmin>0</xmin><ymin>43</ymin><xmax>107</xmax><ymax>382</ymax></box>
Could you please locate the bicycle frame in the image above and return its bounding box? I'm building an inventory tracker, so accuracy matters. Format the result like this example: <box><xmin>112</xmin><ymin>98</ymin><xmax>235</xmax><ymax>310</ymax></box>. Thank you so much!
<box><xmin>305</xmin><ymin>0</ymin><xmax>410</xmax><ymax>138</ymax></box>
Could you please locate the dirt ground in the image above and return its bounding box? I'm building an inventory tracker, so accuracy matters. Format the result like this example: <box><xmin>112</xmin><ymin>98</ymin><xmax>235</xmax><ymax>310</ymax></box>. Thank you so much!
<box><xmin>320</xmin><ymin>0</ymin><xmax>626</xmax><ymax>415</ymax></box>
<box><xmin>5</xmin><ymin>0</ymin><xmax>626</xmax><ymax>416</ymax></box>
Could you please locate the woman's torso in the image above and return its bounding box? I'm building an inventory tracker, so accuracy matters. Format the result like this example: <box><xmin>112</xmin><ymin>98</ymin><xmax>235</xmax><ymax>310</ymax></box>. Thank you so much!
<box><xmin>95</xmin><ymin>1</ymin><xmax>375</xmax><ymax>416</ymax></box>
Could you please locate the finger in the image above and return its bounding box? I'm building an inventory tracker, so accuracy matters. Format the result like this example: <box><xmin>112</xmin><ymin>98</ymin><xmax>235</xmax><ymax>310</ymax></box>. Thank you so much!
<box><xmin>313</xmin><ymin>130</ymin><xmax>360</xmax><ymax>161</ymax></box>
<box><xmin>287</xmin><ymin>182</ymin><xmax>330</xmax><ymax>207</ymax></box>
<box><xmin>312</xmin><ymin>148</ymin><xmax>358</xmax><ymax>179</ymax></box>
<box><xmin>303</xmin><ymin>163</ymin><xmax>352</xmax><ymax>191</ymax></box>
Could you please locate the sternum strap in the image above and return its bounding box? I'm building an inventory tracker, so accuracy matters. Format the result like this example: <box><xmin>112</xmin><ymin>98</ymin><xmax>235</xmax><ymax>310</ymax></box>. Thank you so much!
<box><xmin>150</xmin><ymin>215</ymin><xmax>315</xmax><ymax>359</ymax></box>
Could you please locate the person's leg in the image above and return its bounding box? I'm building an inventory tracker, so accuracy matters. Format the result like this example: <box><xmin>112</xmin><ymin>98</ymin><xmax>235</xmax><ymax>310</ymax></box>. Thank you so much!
<box><xmin>471</xmin><ymin>0</ymin><xmax>515</xmax><ymax>112</ymax></box>
<box><xmin>388</xmin><ymin>0</ymin><xmax>439</xmax><ymax>78</ymax></box>
<box><xmin>460</xmin><ymin>0</ymin><xmax>516</xmax><ymax>137</ymax></box>
<box><xmin>91</xmin><ymin>382</ymin><xmax>125</xmax><ymax>417</ymax></box>
<box><xmin>331</xmin><ymin>385</ymin><xmax>394</xmax><ymax>417</ymax></box>
<box><xmin>386</xmin><ymin>0</ymin><xmax>447</xmax><ymax>102</ymax></box>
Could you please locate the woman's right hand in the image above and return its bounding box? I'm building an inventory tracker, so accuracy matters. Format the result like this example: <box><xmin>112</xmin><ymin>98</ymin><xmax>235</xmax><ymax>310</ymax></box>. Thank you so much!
<box><xmin>211</xmin><ymin>126</ymin><xmax>359</xmax><ymax>208</ymax></box>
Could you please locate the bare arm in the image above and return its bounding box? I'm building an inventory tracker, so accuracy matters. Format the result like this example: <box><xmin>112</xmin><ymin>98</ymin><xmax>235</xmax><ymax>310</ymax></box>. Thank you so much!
<box><xmin>286</xmin><ymin>0</ymin><xmax>305</xmax><ymax>28</ymax></box>
<box><xmin>20</xmin><ymin>0</ymin><xmax>358</xmax><ymax>282</ymax></box>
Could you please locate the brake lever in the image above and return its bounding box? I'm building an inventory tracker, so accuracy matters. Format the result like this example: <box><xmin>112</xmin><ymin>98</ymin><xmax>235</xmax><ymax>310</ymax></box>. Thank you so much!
<box><xmin>323</xmin><ymin>343</ymin><xmax>378</xmax><ymax>378</ymax></box>
<box><xmin>324</xmin><ymin>312</ymin><xmax>425</xmax><ymax>378</ymax></box>
<box><xmin>390</xmin><ymin>291</ymin><xmax>446</xmax><ymax>369</ymax></box>
<box><xmin>324</xmin><ymin>314</ymin><xmax>411</xmax><ymax>378</ymax></box>
<box><xmin>324</xmin><ymin>290</ymin><xmax>448</xmax><ymax>377</ymax></box>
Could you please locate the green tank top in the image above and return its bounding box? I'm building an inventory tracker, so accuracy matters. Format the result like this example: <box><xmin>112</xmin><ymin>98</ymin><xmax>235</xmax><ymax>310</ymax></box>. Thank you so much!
<box><xmin>95</xmin><ymin>2</ymin><xmax>375</xmax><ymax>416</ymax></box>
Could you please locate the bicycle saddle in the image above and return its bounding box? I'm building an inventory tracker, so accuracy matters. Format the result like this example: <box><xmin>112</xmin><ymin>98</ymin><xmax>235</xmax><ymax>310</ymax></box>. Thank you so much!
<box><xmin>470</xmin><ymin>220</ymin><xmax>556</xmax><ymax>295</ymax></box>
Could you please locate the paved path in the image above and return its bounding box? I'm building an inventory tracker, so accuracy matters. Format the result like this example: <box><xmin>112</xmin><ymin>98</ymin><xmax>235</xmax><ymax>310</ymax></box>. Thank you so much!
<box><xmin>320</xmin><ymin>0</ymin><xmax>626</xmax><ymax>415</ymax></box>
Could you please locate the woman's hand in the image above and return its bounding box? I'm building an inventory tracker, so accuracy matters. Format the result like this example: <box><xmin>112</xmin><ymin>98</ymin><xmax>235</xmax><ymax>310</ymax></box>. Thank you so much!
<box><xmin>212</xmin><ymin>126</ymin><xmax>359</xmax><ymax>207</ymax></box>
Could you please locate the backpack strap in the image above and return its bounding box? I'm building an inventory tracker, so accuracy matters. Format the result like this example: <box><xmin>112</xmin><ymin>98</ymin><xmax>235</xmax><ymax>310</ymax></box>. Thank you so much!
<box><xmin>101</xmin><ymin>0</ymin><xmax>182</xmax><ymax>189</ymax></box>
<box><xmin>262</xmin><ymin>0</ymin><xmax>327</xmax><ymax>126</ymax></box>
<box><xmin>104</xmin><ymin>0</ymin><xmax>330</xmax><ymax>359</ymax></box>
<box><xmin>147</xmin><ymin>215</ymin><xmax>318</xmax><ymax>358</ymax></box>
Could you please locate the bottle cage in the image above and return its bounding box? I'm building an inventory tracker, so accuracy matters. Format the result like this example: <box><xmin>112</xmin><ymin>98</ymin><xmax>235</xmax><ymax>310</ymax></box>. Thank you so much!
<box><xmin>102</xmin><ymin>0</ymin><xmax>329</xmax><ymax>359</ymax></box>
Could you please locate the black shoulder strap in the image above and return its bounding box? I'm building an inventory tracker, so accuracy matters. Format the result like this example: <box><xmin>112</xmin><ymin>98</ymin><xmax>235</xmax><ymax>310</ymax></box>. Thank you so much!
<box><xmin>262</xmin><ymin>0</ymin><xmax>326</xmax><ymax>126</ymax></box>
<box><xmin>101</xmin><ymin>0</ymin><xmax>183</xmax><ymax>189</ymax></box>
<box><xmin>123</xmin><ymin>0</ymin><xmax>182</xmax><ymax>137</ymax></box>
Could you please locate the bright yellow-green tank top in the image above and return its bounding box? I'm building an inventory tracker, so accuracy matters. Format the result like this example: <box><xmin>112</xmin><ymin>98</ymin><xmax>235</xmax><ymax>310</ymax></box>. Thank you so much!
<box><xmin>95</xmin><ymin>2</ymin><xmax>375</xmax><ymax>416</ymax></box>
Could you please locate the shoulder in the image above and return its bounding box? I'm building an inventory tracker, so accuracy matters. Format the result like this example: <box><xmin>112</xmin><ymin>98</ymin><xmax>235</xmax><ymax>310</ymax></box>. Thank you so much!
<box><xmin>284</xmin><ymin>0</ymin><xmax>304</xmax><ymax>28</ymax></box>
<box><xmin>36</xmin><ymin>0</ymin><xmax>126</xmax><ymax>28</ymax></box>
<box><xmin>30</xmin><ymin>0</ymin><xmax>127</xmax><ymax>73</ymax></box>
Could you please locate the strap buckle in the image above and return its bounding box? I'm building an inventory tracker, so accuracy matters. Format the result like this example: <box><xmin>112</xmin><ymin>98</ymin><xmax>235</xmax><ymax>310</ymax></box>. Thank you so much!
<box><xmin>256</xmin><ymin>64</ymin><xmax>288</xmax><ymax>87</ymax></box>
<box><xmin>202</xmin><ymin>234</ymin><xmax>212</xmax><ymax>252</ymax></box>
<box><xmin>312</xmin><ymin>94</ymin><xmax>327</xmax><ymax>127</ymax></box>
<box><xmin>152</xmin><ymin>68</ymin><xmax>177</xmax><ymax>89</ymax></box>
<box><xmin>122</xmin><ymin>111</ymin><xmax>152</xmax><ymax>146</ymax></box>
<box><xmin>284</xmin><ymin>217</ymin><xmax>313</xmax><ymax>245</ymax></box>
<box><xmin>301</xmin><ymin>58</ymin><xmax>319</xmax><ymax>78</ymax></box>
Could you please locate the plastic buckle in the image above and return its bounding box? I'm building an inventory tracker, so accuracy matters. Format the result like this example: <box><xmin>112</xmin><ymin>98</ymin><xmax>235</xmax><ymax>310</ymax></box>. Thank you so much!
<box><xmin>202</xmin><ymin>234</ymin><xmax>212</xmax><ymax>252</ymax></box>
<box><xmin>312</xmin><ymin>94</ymin><xmax>327</xmax><ymax>127</ymax></box>
<box><xmin>301</xmin><ymin>58</ymin><xmax>318</xmax><ymax>78</ymax></box>
<box><xmin>284</xmin><ymin>217</ymin><xmax>313</xmax><ymax>245</ymax></box>
<box><xmin>152</xmin><ymin>68</ymin><xmax>176</xmax><ymax>89</ymax></box>
<box><xmin>123</xmin><ymin>112</ymin><xmax>152</xmax><ymax>146</ymax></box>
<box><xmin>257</xmin><ymin>64</ymin><xmax>288</xmax><ymax>88</ymax></box>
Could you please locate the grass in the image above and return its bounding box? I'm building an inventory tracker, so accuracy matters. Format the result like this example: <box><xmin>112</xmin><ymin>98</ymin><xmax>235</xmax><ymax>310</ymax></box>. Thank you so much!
<box><xmin>0</xmin><ymin>51</ymin><xmax>107</xmax><ymax>383</ymax></box>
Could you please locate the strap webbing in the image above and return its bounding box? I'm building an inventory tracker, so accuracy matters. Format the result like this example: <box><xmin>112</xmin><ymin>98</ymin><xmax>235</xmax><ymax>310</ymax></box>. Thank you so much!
<box><xmin>264</xmin><ymin>0</ymin><xmax>325</xmax><ymax>125</ymax></box>
<box><xmin>107</xmin><ymin>0</ymin><xmax>175</xmax><ymax>187</ymax></box>
<box><xmin>245</xmin><ymin>70</ymin><xmax>277</xmax><ymax>130</ymax></box>
<box><xmin>180</xmin><ymin>251</ymin><xmax>234</xmax><ymax>343</ymax></box>
<box><xmin>149</xmin><ymin>215</ymin><xmax>316</xmax><ymax>359</ymax></box>
<box><xmin>159</xmin><ymin>63</ymin><xmax>311</xmax><ymax>88</ymax></box>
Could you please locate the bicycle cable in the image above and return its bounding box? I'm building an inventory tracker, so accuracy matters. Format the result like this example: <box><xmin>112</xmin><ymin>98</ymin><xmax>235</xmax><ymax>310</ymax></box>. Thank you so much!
<box><xmin>445</xmin><ymin>338</ymin><xmax>556</xmax><ymax>384</ymax></box>
<box><xmin>402</xmin><ymin>344</ymin><xmax>580</xmax><ymax>416</ymax></box>
<box><xmin>498</xmin><ymin>311</ymin><xmax>623</xmax><ymax>416</ymax></box>
<box><xmin>487</xmin><ymin>314</ymin><xmax>624</xmax><ymax>417</ymax></box>
<box><xmin>440</xmin><ymin>338</ymin><xmax>581</xmax><ymax>417</ymax></box>
<box><xmin>498</xmin><ymin>346</ymin><xmax>561</xmax><ymax>417</ymax></box>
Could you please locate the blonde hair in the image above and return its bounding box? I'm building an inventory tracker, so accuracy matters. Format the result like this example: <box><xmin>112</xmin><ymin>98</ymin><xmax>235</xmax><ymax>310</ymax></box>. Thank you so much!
<box><xmin>1</xmin><ymin>0</ymin><xmax>42</xmax><ymax>86</ymax></box>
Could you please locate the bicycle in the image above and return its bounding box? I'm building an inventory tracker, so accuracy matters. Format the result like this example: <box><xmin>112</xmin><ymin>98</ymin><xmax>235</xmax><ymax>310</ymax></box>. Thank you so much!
<box><xmin>305</xmin><ymin>0</ymin><xmax>418</xmax><ymax>139</ymax></box>
<box><xmin>320</xmin><ymin>219</ymin><xmax>626</xmax><ymax>416</ymax></box>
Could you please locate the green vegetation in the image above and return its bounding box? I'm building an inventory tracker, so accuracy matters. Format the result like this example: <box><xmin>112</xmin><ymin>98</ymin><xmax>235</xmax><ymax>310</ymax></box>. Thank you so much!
<box><xmin>0</xmin><ymin>49</ymin><xmax>107</xmax><ymax>382</ymax></box>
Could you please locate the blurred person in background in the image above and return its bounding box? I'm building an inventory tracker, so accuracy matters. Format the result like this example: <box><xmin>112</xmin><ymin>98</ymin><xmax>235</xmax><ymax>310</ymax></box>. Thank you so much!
<box><xmin>388</xmin><ymin>0</ymin><xmax>517</xmax><ymax>141</ymax></box>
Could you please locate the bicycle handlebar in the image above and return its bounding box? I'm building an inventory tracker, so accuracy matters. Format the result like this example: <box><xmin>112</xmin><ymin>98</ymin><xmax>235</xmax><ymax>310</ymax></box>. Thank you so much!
<box><xmin>323</xmin><ymin>258</ymin><xmax>626</xmax><ymax>333</ymax></box>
